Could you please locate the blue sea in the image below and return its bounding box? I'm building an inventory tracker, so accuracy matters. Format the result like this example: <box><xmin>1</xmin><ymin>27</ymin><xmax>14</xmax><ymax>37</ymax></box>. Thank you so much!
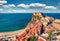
<box><xmin>0</xmin><ymin>13</ymin><xmax>60</xmax><ymax>32</ymax></box>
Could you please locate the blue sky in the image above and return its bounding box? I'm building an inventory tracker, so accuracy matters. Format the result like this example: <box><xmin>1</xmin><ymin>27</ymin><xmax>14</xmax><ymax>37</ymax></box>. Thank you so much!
<box><xmin>7</xmin><ymin>0</ymin><xmax>60</xmax><ymax>6</ymax></box>
<box><xmin>0</xmin><ymin>0</ymin><xmax>60</xmax><ymax>13</ymax></box>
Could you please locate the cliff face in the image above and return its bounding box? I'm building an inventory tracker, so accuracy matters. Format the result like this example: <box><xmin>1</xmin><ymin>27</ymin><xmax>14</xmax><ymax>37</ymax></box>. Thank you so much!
<box><xmin>16</xmin><ymin>12</ymin><xmax>60</xmax><ymax>41</ymax></box>
<box><xmin>52</xmin><ymin>19</ymin><xmax>60</xmax><ymax>31</ymax></box>
<box><xmin>31</xmin><ymin>12</ymin><xmax>54</xmax><ymax>27</ymax></box>
<box><xmin>32</xmin><ymin>12</ymin><xmax>45</xmax><ymax>22</ymax></box>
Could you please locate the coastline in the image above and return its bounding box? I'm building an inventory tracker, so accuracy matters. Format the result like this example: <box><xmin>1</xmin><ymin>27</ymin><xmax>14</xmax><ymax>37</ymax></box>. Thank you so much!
<box><xmin>0</xmin><ymin>29</ymin><xmax>25</xmax><ymax>37</ymax></box>
<box><xmin>0</xmin><ymin>12</ymin><xmax>60</xmax><ymax>41</ymax></box>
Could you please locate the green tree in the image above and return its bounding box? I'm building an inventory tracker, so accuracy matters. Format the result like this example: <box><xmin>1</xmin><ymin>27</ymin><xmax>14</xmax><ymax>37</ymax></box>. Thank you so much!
<box><xmin>47</xmin><ymin>30</ymin><xmax>53</xmax><ymax>41</ymax></box>
<box><xmin>27</xmin><ymin>35</ymin><xmax>36</xmax><ymax>41</ymax></box>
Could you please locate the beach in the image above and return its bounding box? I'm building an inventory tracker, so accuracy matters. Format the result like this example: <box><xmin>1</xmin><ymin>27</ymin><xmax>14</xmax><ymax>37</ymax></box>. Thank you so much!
<box><xmin>0</xmin><ymin>29</ymin><xmax>25</xmax><ymax>37</ymax></box>
<box><xmin>0</xmin><ymin>13</ymin><xmax>60</xmax><ymax>41</ymax></box>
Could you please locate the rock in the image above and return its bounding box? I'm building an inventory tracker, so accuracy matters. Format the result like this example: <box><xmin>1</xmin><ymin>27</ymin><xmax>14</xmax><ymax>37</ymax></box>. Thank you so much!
<box><xmin>32</xmin><ymin>12</ymin><xmax>45</xmax><ymax>21</ymax></box>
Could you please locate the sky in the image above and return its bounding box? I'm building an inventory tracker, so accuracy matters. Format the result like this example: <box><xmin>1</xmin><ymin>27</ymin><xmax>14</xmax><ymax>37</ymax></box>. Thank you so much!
<box><xmin>0</xmin><ymin>0</ymin><xmax>60</xmax><ymax>13</ymax></box>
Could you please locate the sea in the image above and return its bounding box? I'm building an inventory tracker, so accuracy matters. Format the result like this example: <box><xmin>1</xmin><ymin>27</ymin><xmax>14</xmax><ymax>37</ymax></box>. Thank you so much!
<box><xmin>0</xmin><ymin>13</ymin><xmax>60</xmax><ymax>32</ymax></box>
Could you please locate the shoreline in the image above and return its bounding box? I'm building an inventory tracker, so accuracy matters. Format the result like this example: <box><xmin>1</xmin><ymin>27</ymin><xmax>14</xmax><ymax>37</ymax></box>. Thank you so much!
<box><xmin>0</xmin><ymin>12</ymin><xmax>60</xmax><ymax>41</ymax></box>
<box><xmin>0</xmin><ymin>29</ymin><xmax>25</xmax><ymax>37</ymax></box>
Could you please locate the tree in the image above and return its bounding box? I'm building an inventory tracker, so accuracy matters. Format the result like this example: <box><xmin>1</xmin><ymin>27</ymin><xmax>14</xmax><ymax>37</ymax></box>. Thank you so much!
<box><xmin>27</xmin><ymin>35</ymin><xmax>36</xmax><ymax>41</ymax></box>
<box><xmin>47</xmin><ymin>30</ymin><xmax>53</xmax><ymax>41</ymax></box>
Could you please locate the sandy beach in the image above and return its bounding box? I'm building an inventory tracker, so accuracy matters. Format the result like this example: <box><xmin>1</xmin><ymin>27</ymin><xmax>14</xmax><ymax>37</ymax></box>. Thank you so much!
<box><xmin>0</xmin><ymin>29</ymin><xmax>25</xmax><ymax>37</ymax></box>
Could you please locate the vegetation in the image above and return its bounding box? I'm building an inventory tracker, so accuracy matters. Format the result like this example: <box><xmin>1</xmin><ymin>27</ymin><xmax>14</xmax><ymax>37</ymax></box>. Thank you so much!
<box><xmin>30</xmin><ymin>20</ymin><xmax>35</xmax><ymax>23</ymax></box>
<box><xmin>27</xmin><ymin>35</ymin><xmax>36</xmax><ymax>41</ymax></box>
<box><xmin>47</xmin><ymin>30</ymin><xmax>53</xmax><ymax>41</ymax></box>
